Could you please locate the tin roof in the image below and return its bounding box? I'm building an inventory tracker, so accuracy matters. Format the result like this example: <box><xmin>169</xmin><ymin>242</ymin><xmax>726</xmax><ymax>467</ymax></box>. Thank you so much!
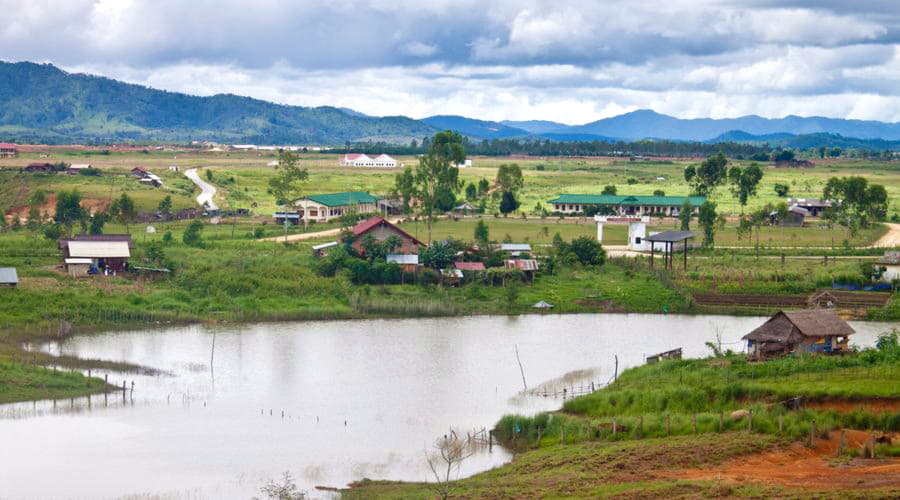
<box><xmin>646</xmin><ymin>231</ymin><xmax>696</xmax><ymax>242</ymax></box>
<box><xmin>67</xmin><ymin>241</ymin><xmax>131</xmax><ymax>258</ymax></box>
<box><xmin>500</xmin><ymin>243</ymin><xmax>532</xmax><ymax>252</ymax></box>
<box><xmin>454</xmin><ymin>261</ymin><xmax>486</xmax><ymax>271</ymax></box>
<box><xmin>547</xmin><ymin>194</ymin><xmax>706</xmax><ymax>207</ymax></box>
<box><xmin>0</xmin><ymin>267</ymin><xmax>18</xmax><ymax>284</ymax></box>
<box><xmin>60</xmin><ymin>234</ymin><xmax>134</xmax><ymax>250</ymax></box>
<box><xmin>387</xmin><ymin>254</ymin><xmax>419</xmax><ymax>265</ymax></box>
<box><xmin>304</xmin><ymin>192</ymin><xmax>377</xmax><ymax>207</ymax></box>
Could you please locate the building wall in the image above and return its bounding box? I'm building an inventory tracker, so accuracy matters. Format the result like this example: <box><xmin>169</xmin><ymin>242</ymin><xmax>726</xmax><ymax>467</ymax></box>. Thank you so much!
<box><xmin>295</xmin><ymin>200</ymin><xmax>376</xmax><ymax>222</ymax></box>
<box><xmin>352</xmin><ymin>224</ymin><xmax>420</xmax><ymax>254</ymax></box>
<box><xmin>552</xmin><ymin>203</ymin><xmax>696</xmax><ymax>216</ymax></box>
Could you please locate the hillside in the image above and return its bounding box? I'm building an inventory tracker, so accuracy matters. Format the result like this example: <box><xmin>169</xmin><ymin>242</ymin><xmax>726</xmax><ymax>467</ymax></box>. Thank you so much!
<box><xmin>421</xmin><ymin>115</ymin><xmax>529</xmax><ymax>139</ymax></box>
<box><xmin>710</xmin><ymin>130</ymin><xmax>900</xmax><ymax>151</ymax></box>
<box><xmin>568</xmin><ymin>109</ymin><xmax>900</xmax><ymax>142</ymax></box>
<box><xmin>0</xmin><ymin>62</ymin><xmax>436</xmax><ymax>145</ymax></box>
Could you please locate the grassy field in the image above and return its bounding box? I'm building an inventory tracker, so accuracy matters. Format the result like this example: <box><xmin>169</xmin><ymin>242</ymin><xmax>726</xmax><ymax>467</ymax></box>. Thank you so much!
<box><xmin>3</xmin><ymin>150</ymin><xmax>898</xmax><ymax>220</ymax></box>
<box><xmin>0</xmin><ymin>360</ymin><xmax>111</xmax><ymax>404</ymax></box>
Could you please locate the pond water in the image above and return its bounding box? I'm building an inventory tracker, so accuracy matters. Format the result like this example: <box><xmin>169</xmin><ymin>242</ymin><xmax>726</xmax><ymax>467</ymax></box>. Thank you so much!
<box><xmin>0</xmin><ymin>314</ymin><xmax>894</xmax><ymax>499</ymax></box>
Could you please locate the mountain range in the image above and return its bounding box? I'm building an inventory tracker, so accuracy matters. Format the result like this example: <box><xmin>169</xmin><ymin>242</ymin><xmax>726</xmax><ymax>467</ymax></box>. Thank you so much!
<box><xmin>1</xmin><ymin>61</ymin><xmax>899</xmax><ymax>148</ymax></box>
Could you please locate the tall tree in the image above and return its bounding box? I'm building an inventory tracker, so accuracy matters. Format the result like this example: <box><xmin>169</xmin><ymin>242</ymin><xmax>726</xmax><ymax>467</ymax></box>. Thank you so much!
<box><xmin>473</xmin><ymin>219</ymin><xmax>489</xmax><ymax>245</ymax></box>
<box><xmin>499</xmin><ymin>191</ymin><xmax>520</xmax><ymax>215</ymax></box>
<box><xmin>109</xmin><ymin>193</ymin><xmax>137</xmax><ymax>231</ymax></box>
<box><xmin>393</xmin><ymin>166</ymin><xmax>417</xmax><ymax>214</ymax></box>
<box><xmin>495</xmin><ymin>164</ymin><xmax>524</xmax><ymax>193</ymax></box>
<box><xmin>728</xmin><ymin>163</ymin><xmax>764</xmax><ymax>214</ymax></box>
<box><xmin>697</xmin><ymin>201</ymin><xmax>719</xmax><ymax>248</ymax></box>
<box><xmin>684</xmin><ymin>153</ymin><xmax>728</xmax><ymax>197</ymax></box>
<box><xmin>415</xmin><ymin>131</ymin><xmax>465</xmax><ymax>243</ymax></box>
<box><xmin>54</xmin><ymin>190</ymin><xmax>85</xmax><ymax>235</ymax></box>
<box><xmin>268</xmin><ymin>151</ymin><xmax>309</xmax><ymax>239</ymax></box>
<box><xmin>158</xmin><ymin>195</ymin><xmax>173</xmax><ymax>218</ymax></box>
<box><xmin>678</xmin><ymin>199</ymin><xmax>692</xmax><ymax>230</ymax></box>
<box><xmin>822</xmin><ymin>176</ymin><xmax>888</xmax><ymax>236</ymax></box>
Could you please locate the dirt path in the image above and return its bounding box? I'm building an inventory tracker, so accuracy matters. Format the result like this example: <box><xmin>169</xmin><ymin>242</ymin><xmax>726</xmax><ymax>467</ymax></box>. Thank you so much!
<box><xmin>872</xmin><ymin>222</ymin><xmax>900</xmax><ymax>248</ymax></box>
<box><xmin>670</xmin><ymin>430</ymin><xmax>900</xmax><ymax>491</ymax></box>
<box><xmin>184</xmin><ymin>168</ymin><xmax>218</xmax><ymax>211</ymax></box>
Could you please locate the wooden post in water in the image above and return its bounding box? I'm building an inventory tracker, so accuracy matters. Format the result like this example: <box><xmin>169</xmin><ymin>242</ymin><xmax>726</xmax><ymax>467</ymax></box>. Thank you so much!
<box><xmin>614</xmin><ymin>355</ymin><xmax>618</xmax><ymax>382</ymax></box>
<box><xmin>488</xmin><ymin>430</ymin><xmax>493</xmax><ymax>453</ymax></box>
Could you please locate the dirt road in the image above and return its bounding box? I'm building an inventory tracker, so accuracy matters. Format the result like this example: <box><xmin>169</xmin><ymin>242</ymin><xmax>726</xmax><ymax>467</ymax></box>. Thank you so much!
<box><xmin>872</xmin><ymin>223</ymin><xmax>900</xmax><ymax>248</ymax></box>
<box><xmin>184</xmin><ymin>168</ymin><xmax>218</xmax><ymax>211</ymax></box>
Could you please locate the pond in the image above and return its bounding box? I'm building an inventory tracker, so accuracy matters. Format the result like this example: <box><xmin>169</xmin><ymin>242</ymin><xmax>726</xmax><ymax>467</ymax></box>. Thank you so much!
<box><xmin>0</xmin><ymin>314</ymin><xmax>894</xmax><ymax>499</ymax></box>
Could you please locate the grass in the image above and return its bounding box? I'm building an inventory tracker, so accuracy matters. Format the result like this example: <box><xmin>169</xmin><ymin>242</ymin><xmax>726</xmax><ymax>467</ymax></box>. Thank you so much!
<box><xmin>0</xmin><ymin>360</ymin><xmax>111</xmax><ymax>404</ymax></box>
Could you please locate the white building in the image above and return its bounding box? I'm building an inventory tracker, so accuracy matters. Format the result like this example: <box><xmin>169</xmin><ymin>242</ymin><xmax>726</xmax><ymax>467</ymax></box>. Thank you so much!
<box><xmin>340</xmin><ymin>153</ymin><xmax>398</xmax><ymax>168</ymax></box>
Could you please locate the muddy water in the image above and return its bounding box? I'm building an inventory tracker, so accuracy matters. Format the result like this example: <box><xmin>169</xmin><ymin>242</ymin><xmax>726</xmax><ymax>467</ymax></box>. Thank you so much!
<box><xmin>0</xmin><ymin>314</ymin><xmax>893</xmax><ymax>499</ymax></box>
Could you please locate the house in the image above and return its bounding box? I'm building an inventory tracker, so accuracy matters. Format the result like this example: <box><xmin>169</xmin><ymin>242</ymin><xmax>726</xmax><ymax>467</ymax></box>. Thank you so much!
<box><xmin>787</xmin><ymin>198</ymin><xmax>832</xmax><ymax>217</ymax></box>
<box><xmin>387</xmin><ymin>253</ymin><xmax>419</xmax><ymax>273</ymax></box>
<box><xmin>742</xmin><ymin>309</ymin><xmax>855</xmax><ymax>360</ymax></box>
<box><xmin>139</xmin><ymin>173</ymin><xmax>162</xmax><ymax>187</ymax></box>
<box><xmin>875</xmin><ymin>251</ymin><xmax>900</xmax><ymax>283</ymax></box>
<box><xmin>547</xmin><ymin>194</ymin><xmax>705</xmax><ymax>216</ymax></box>
<box><xmin>0</xmin><ymin>143</ymin><xmax>19</xmax><ymax>158</ymax></box>
<box><xmin>0</xmin><ymin>267</ymin><xmax>18</xmax><ymax>288</ymax></box>
<box><xmin>67</xmin><ymin>164</ymin><xmax>93</xmax><ymax>174</ymax></box>
<box><xmin>60</xmin><ymin>235</ymin><xmax>133</xmax><ymax>276</ymax></box>
<box><xmin>168</xmin><ymin>165</ymin><xmax>180</xmax><ymax>172</ymax></box>
<box><xmin>131</xmin><ymin>166</ymin><xmax>148</xmax><ymax>178</ymax></box>
<box><xmin>24</xmin><ymin>162</ymin><xmax>54</xmax><ymax>172</ymax></box>
<box><xmin>770</xmin><ymin>205</ymin><xmax>808</xmax><ymax>226</ymax></box>
<box><xmin>340</xmin><ymin>153</ymin><xmax>398</xmax><ymax>168</ymax></box>
<box><xmin>377</xmin><ymin>198</ymin><xmax>404</xmax><ymax>216</ymax></box>
<box><xmin>273</xmin><ymin>211</ymin><xmax>302</xmax><ymax>225</ymax></box>
<box><xmin>456</xmin><ymin>159</ymin><xmax>472</xmax><ymax>168</ymax></box>
<box><xmin>453</xmin><ymin>202</ymin><xmax>478</xmax><ymax>215</ymax></box>
<box><xmin>454</xmin><ymin>261</ymin><xmax>486</xmax><ymax>272</ymax></box>
<box><xmin>499</xmin><ymin>243</ymin><xmax>532</xmax><ymax>256</ymax></box>
<box><xmin>348</xmin><ymin>216</ymin><xmax>424</xmax><ymax>255</ymax></box>
<box><xmin>295</xmin><ymin>192</ymin><xmax>378</xmax><ymax>223</ymax></box>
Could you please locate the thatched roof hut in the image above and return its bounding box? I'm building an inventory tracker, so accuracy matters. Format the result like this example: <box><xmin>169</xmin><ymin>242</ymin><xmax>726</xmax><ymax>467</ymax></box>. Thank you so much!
<box><xmin>742</xmin><ymin>309</ymin><xmax>854</xmax><ymax>359</ymax></box>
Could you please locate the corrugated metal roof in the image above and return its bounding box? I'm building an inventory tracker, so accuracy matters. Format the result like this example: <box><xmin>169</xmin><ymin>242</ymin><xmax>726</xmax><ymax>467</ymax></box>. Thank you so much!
<box><xmin>387</xmin><ymin>254</ymin><xmax>419</xmax><ymax>265</ymax></box>
<box><xmin>304</xmin><ymin>191</ymin><xmax>377</xmax><ymax>207</ymax></box>
<box><xmin>65</xmin><ymin>258</ymin><xmax>93</xmax><ymax>264</ymax></box>
<box><xmin>500</xmin><ymin>243</ymin><xmax>532</xmax><ymax>252</ymax></box>
<box><xmin>506</xmin><ymin>259</ymin><xmax>539</xmax><ymax>271</ymax></box>
<box><xmin>67</xmin><ymin>241</ymin><xmax>131</xmax><ymax>258</ymax></box>
<box><xmin>455</xmin><ymin>261</ymin><xmax>486</xmax><ymax>271</ymax></box>
<box><xmin>0</xmin><ymin>267</ymin><xmax>18</xmax><ymax>284</ymax></box>
<box><xmin>547</xmin><ymin>194</ymin><xmax>706</xmax><ymax>207</ymax></box>
<box><xmin>647</xmin><ymin>231</ymin><xmax>696</xmax><ymax>242</ymax></box>
<box><xmin>312</xmin><ymin>241</ymin><xmax>339</xmax><ymax>251</ymax></box>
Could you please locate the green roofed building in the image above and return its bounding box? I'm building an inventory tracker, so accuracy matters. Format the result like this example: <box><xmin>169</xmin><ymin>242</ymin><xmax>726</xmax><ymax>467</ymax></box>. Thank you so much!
<box><xmin>295</xmin><ymin>191</ymin><xmax>378</xmax><ymax>223</ymax></box>
<box><xmin>546</xmin><ymin>194</ymin><xmax>706</xmax><ymax>217</ymax></box>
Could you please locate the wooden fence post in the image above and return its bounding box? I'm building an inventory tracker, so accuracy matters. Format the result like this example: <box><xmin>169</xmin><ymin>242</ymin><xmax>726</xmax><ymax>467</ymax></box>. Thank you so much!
<box><xmin>666</xmin><ymin>414</ymin><xmax>671</xmax><ymax>436</ymax></box>
<box><xmin>809</xmin><ymin>421</ymin><xmax>816</xmax><ymax>447</ymax></box>
<box><xmin>778</xmin><ymin>415</ymin><xmax>784</xmax><ymax>434</ymax></box>
<box><xmin>838</xmin><ymin>430</ymin><xmax>846</xmax><ymax>457</ymax></box>
<box><xmin>719</xmin><ymin>411</ymin><xmax>724</xmax><ymax>432</ymax></box>
<box><xmin>748</xmin><ymin>409</ymin><xmax>753</xmax><ymax>432</ymax></box>
<box><xmin>612</xmin><ymin>418</ymin><xmax>617</xmax><ymax>437</ymax></box>
<box><xmin>639</xmin><ymin>416</ymin><xmax>644</xmax><ymax>438</ymax></box>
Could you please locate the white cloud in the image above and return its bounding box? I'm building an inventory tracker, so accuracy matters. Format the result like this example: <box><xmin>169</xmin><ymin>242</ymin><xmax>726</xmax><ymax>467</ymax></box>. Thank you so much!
<box><xmin>2</xmin><ymin>0</ymin><xmax>900</xmax><ymax>122</ymax></box>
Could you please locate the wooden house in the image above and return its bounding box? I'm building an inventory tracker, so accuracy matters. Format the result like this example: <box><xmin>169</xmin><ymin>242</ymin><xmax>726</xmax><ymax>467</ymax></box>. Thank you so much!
<box><xmin>0</xmin><ymin>143</ymin><xmax>18</xmax><ymax>158</ymax></box>
<box><xmin>60</xmin><ymin>235</ymin><xmax>133</xmax><ymax>276</ymax></box>
<box><xmin>387</xmin><ymin>254</ymin><xmax>419</xmax><ymax>273</ymax></box>
<box><xmin>742</xmin><ymin>310</ymin><xmax>855</xmax><ymax>360</ymax></box>
<box><xmin>24</xmin><ymin>162</ymin><xmax>54</xmax><ymax>172</ymax></box>
<box><xmin>295</xmin><ymin>192</ymin><xmax>378</xmax><ymax>223</ymax></box>
<box><xmin>348</xmin><ymin>216</ymin><xmax>424</xmax><ymax>256</ymax></box>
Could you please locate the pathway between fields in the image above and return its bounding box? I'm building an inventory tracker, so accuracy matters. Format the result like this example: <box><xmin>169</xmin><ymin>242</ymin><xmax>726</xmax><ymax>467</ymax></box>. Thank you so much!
<box><xmin>872</xmin><ymin>223</ymin><xmax>900</xmax><ymax>248</ymax></box>
<box><xmin>184</xmin><ymin>168</ymin><xmax>219</xmax><ymax>211</ymax></box>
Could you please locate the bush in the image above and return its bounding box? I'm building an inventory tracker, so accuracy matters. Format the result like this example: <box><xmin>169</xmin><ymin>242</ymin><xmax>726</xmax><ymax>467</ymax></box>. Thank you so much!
<box><xmin>183</xmin><ymin>219</ymin><xmax>204</xmax><ymax>247</ymax></box>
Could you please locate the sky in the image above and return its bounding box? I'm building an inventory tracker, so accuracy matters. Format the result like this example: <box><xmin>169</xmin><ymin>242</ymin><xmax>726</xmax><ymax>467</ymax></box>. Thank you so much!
<box><xmin>2</xmin><ymin>0</ymin><xmax>899</xmax><ymax>124</ymax></box>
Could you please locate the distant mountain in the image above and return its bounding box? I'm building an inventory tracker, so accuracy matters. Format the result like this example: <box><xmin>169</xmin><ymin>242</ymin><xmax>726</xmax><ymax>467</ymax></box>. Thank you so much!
<box><xmin>500</xmin><ymin>119</ymin><xmax>570</xmax><ymax>134</ymax></box>
<box><xmin>0</xmin><ymin>61</ymin><xmax>436</xmax><ymax>144</ymax></box>
<box><xmin>568</xmin><ymin>109</ymin><xmax>900</xmax><ymax>142</ymax></box>
<box><xmin>337</xmin><ymin>107</ymin><xmax>372</xmax><ymax>118</ymax></box>
<box><xmin>421</xmin><ymin>115</ymin><xmax>530</xmax><ymax>139</ymax></box>
<box><xmin>710</xmin><ymin>130</ymin><xmax>900</xmax><ymax>151</ymax></box>
<box><xmin>538</xmin><ymin>132</ymin><xmax>620</xmax><ymax>143</ymax></box>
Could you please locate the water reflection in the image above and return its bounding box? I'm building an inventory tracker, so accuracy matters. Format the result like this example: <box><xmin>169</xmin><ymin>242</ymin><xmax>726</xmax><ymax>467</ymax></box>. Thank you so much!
<box><xmin>0</xmin><ymin>313</ymin><xmax>893</xmax><ymax>499</ymax></box>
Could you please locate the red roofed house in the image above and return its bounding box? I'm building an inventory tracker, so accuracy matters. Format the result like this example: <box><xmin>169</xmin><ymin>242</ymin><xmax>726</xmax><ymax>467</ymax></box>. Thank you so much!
<box><xmin>348</xmin><ymin>216</ymin><xmax>424</xmax><ymax>255</ymax></box>
<box><xmin>24</xmin><ymin>162</ymin><xmax>54</xmax><ymax>172</ymax></box>
<box><xmin>340</xmin><ymin>153</ymin><xmax>397</xmax><ymax>168</ymax></box>
<box><xmin>0</xmin><ymin>143</ymin><xmax>18</xmax><ymax>158</ymax></box>
<box><xmin>455</xmin><ymin>262</ymin><xmax>486</xmax><ymax>272</ymax></box>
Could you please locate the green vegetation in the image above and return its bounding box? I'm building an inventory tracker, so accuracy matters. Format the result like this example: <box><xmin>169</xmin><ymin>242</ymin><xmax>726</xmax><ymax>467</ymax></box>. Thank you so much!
<box><xmin>0</xmin><ymin>360</ymin><xmax>111</xmax><ymax>404</ymax></box>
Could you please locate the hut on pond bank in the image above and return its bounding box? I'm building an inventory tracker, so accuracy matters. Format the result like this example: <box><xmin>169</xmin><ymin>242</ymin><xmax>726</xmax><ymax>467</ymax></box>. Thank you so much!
<box><xmin>742</xmin><ymin>309</ymin><xmax>855</xmax><ymax>360</ymax></box>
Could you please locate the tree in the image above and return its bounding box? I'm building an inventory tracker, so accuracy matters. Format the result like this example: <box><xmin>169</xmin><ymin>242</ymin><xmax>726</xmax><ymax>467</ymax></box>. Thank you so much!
<box><xmin>477</xmin><ymin>178</ymin><xmax>490</xmax><ymax>197</ymax></box>
<box><xmin>653</xmin><ymin>189</ymin><xmax>665</xmax><ymax>196</ymax></box>
<box><xmin>158</xmin><ymin>195</ymin><xmax>173</xmax><ymax>218</ymax></box>
<box><xmin>89</xmin><ymin>213</ymin><xmax>107</xmax><ymax>235</ymax></box>
<box><xmin>268</xmin><ymin>151</ymin><xmax>309</xmax><ymax>239</ymax></box>
<box><xmin>495</xmin><ymin>164</ymin><xmax>524</xmax><ymax>193</ymax></box>
<box><xmin>420</xmin><ymin>240</ymin><xmax>457</xmax><ymax>269</ymax></box>
<box><xmin>183</xmin><ymin>219</ymin><xmax>204</xmax><ymax>246</ymax></box>
<box><xmin>465</xmin><ymin>182</ymin><xmax>477</xmax><ymax>201</ymax></box>
<box><xmin>823</xmin><ymin>176</ymin><xmax>889</xmax><ymax>234</ymax></box>
<box><xmin>392</xmin><ymin>166</ymin><xmax>417</xmax><ymax>214</ymax></box>
<box><xmin>728</xmin><ymin>163</ymin><xmax>764</xmax><ymax>213</ymax></box>
<box><xmin>601</xmin><ymin>184</ymin><xmax>617</xmax><ymax>195</ymax></box>
<box><xmin>26</xmin><ymin>206</ymin><xmax>42</xmax><ymax>231</ymax></box>
<box><xmin>415</xmin><ymin>131</ymin><xmax>465</xmax><ymax>243</ymax></box>
<box><xmin>773</xmin><ymin>183</ymin><xmax>790</xmax><ymax>197</ymax></box>
<box><xmin>473</xmin><ymin>219</ymin><xmax>489</xmax><ymax>245</ymax></box>
<box><xmin>499</xmin><ymin>191</ymin><xmax>519</xmax><ymax>215</ymax></box>
<box><xmin>425</xmin><ymin>433</ymin><xmax>475</xmax><ymax>500</ymax></box>
<box><xmin>697</xmin><ymin>201</ymin><xmax>718</xmax><ymax>248</ymax></box>
<box><xmin>684</xmin><ymin>153</ymin><xmax>728</xmax><ymax>197</ymax></box>
<box><xmin>678</xmin><ymin>199</ymin><xmax>692</xmax><ymax>231</ymax></box>
<box><xmin>205</xmin><ymin>169</ymin><xmax>214</xmax><ymax>181</ymax></box>
<box><xmin>54</xmin><ymin>190</ymin><xmax>85</xmax><ymax>235</ymax></box>
<box><xmin>567</xmin><ymin>236</ymin><xmax>606</xmax><ymax>266</ymax></box>
<box><xmin>772</xmin><ymin>150</ymin><xmax>795</xmax><ymax>162</ymax></box>
<box><xmin>108</xmin><ymin>193</ymin><xmax>137</xmax><ymax>231</ymax></box>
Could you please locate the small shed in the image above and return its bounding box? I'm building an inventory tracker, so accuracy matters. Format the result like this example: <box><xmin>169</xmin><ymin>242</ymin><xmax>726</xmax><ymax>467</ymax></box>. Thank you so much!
<box><xmin>65</xmin><ymin>240</ymin><xmax>131</xmax><ymax>273</ymax></box>
<box><xmin>770</xmin><ymin>205</ymin><xmax>808</xmax><ymax>226</ymax></box>
<box><xmin>274</xmin><ymin>212</ymin><xmax>301</xmax><ymax>225</ymax></box>
<box><xmin>453</xmin><ymin>202</ymin><xmax>478</xmax><ymax>216</ymax></box>
<box><xmin>67</xmin><ymin>164</ymin><xmax>92</xmax><ymax>174</ymax></box>
<box><xmin>646</xmin><ymin>348</ymin><xmax>682</xmax><ymax>364</ymax></box>
<box><xmin>499</xmin><ymin>243</ymin><xmax>532</xmax><ymax>256</ymax></box>
<box><xmin>532</xmin><ymin>300</ymin><xmax>554</xmax><ymax>309</ymax></box>
<box><xmin>647</xmin><ymin>231</ymin><xmax>695</xmax><ymax>270</ymax></box>
<box><xmin>742</xmin><ymin>309</ymin><xmax>855</xmax><ymax>360</ymax></box>
<box><xmin>387</xmin><ymin>253</ymin><xmax>420</xmax><ymax>273</ymax></box>
<box><xmin>131</xmin><ymin>166</ymin><xmax>148</xmax><ymax>178</ymax></box>
<box><xmin>64</xmin><ymin>258</ymin><xmax>94</xmax><ymax>277</ymax></box>
<box><xmin>454</xmin><ymin>261</ymin><xmax>486</xmax><ymax>272</ymax></box>
<box><xmin>0</xmin><ymin>267</ymin><xmax>18</xmax><ymax>287</ymax></box>
<box><xmin>875</xmin><ymin>251</ymin><xmax>900</xmax><ymax>283</ymax></box>
<box><xmin>24</xmin><ymin>162</ymin><xmax>54</xmax><ymax>172</ymax></box>
<box><xmin>312</xmin><ymin>241</ymin><xmax>339</xmax><ymax>257</ymax></box>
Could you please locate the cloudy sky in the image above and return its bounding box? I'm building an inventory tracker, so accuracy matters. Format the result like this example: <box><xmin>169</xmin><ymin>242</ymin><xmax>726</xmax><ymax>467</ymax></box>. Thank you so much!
<box><xmin>2</xmin><ymin>0</ymin><xmax>899</xmax><ymax>124</ymax></box>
